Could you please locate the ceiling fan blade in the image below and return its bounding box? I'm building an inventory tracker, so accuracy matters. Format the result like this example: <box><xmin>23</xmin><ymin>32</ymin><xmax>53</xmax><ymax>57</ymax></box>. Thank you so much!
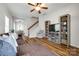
<box><xmin>38</xmin><ymin>3</ymin><xmax>42</xmax><ymax>5</ymax></box>
<box><xmin>30</xmin><ymin>9</ymin><xmax>35</xmax><ymax>12</ymax></box>
<box><xmin>41</xmin><ymin>7</ymin><xmax>48</xmax><ymax>9</ymax></box>
<box><xmin>28</xmin><ymin>3</ymin><xmax>35</xmax><ymax>6</ymax></box>
<box><xmin>38</xmin><ymin>10</ymin><xmax>41</xmax><ymax>14</ymax></box>
<box><xmin>36</xmin><ymin>3</ymin><xmax>42</xmax><ymax>6</ymax></box>
<box><xmin>36</xmin><ymin>3</ymin><xmax>39</xmax><ymax>6</ymax></box>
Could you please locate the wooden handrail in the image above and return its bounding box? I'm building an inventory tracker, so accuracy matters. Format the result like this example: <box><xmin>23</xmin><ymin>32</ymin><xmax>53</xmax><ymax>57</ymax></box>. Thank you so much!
<box><xmin>28</xmin><ymin>21</ymin><xmax>39</xmax><ymax>30</ymax></box>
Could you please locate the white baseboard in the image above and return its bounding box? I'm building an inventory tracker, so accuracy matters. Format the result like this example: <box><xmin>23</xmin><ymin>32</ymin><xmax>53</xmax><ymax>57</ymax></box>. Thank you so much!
<box><xmin>71</xmin><ymin>44</ymin><xmax>79</xmax><ymax>48</ymax></box>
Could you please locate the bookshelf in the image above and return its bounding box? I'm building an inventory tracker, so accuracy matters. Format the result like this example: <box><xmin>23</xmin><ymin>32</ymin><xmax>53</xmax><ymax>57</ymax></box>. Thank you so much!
<box><xmin>60</xmin><ymin>14</ymin><xmax>70</xmax><ymax>47</ymax></box>
<box><xmin>45</xmin><ymin>21</ymin><xmax>50</xmax><ymax>37</ymax></box>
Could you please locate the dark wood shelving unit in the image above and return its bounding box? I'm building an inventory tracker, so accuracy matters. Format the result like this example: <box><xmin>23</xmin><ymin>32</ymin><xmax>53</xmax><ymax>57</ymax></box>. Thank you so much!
<box><xmin>60</xmin><ymin>14</ymin><xmax>70</xmax><ymax>47</ymax></box>
<box><xmin>45</xmin><ymin>21</ymin><xmax>50</xmax><ymax>37</ymax></box>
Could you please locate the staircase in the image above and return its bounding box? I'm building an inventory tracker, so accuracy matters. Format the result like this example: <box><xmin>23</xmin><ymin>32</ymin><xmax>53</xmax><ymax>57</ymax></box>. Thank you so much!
<box><xmin>27</xmin><ymin>17</ymin><xmax>39</xmax><ymax>37</ymax></box>
<box><xmin>28</xmin><ymin>21</ymin><xmax>39</xmax><ymax>30</ymax></box>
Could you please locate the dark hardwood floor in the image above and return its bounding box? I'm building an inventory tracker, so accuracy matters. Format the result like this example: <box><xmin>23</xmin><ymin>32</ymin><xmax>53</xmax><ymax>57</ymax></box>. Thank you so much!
<box><xmin>17</xmin><ymin>36</ymin><xmax>79</xmax><ymax>56</ymax></box>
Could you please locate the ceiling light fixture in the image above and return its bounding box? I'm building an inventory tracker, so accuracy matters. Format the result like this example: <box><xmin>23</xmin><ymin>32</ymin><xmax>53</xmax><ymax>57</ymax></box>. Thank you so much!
<box><xmin>35</xmin><ymin>6</ymin><xmax>41</xmax><ymax>11</ymax></box>
<box><xmin>28</xmin><ymin>3</ymin><xmax>48</xmax><ymax>14</ymax></box>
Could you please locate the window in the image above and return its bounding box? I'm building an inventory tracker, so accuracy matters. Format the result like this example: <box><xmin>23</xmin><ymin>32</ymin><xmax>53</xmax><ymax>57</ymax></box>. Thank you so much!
<box><xmin>17</xmin><ymin>23</ymin><xmax>23</xmax><ymax>31</ymax></box>
<box><xmin>16</xmin><ymin>20</ymin><xmax>24</xmax><ymax>31</ymax></box>
<box><xmin>5</xmin><ymin>16</ymin><xmax>9</xmax><ymax>33</ymax></box>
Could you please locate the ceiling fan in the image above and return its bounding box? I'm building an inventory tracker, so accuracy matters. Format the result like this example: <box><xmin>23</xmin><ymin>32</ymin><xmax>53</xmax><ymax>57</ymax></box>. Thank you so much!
<box><xmin>28</xmin><ymin>3</ymin><xmax>48</xmax><ymax>14</ymax></box>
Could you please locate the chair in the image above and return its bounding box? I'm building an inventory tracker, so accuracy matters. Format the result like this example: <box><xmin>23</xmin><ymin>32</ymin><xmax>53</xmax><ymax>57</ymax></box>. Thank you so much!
<box><xmin>37</xmin><ymin>30</ymin><xmax>45</xmax><ymax>38</ymax></box>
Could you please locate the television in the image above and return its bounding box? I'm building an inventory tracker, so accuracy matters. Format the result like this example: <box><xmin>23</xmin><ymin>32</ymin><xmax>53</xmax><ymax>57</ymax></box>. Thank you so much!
<box><xmin>49</xmin><ymin>23</ymin><xmax>60</xmax><ymax>32</ymax></box>
<box><xmin>55</xmin><ymin>23</ymin><xmax>60</xmax><ymax>32</ymax></box>
<box><xmin>49</xmin><ymin>24</ymin><xmax>55</xmax><ymax>32</ymax></box>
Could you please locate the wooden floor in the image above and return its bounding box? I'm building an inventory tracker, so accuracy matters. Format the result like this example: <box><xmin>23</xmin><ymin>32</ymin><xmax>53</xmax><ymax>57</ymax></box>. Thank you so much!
<box><xmin>17</xmin><ymin>36</ymin><xmax>79</xmax><ymax>56</ymax></box>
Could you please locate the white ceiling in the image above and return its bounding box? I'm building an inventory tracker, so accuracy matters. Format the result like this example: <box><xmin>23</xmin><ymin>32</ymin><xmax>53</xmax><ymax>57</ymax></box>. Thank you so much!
<box><xmin>5</xmin><ymin>3</ymin><xmax>71</xmax><ymax>20</ymax></box>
